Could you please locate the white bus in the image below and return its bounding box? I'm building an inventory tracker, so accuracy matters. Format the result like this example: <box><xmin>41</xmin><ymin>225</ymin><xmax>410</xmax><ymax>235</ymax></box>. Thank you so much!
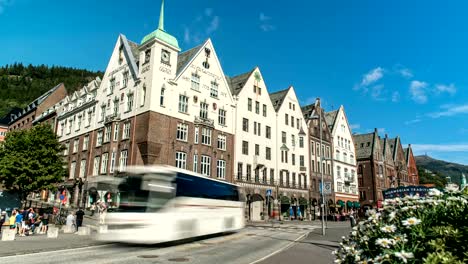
<box><xmin>96</xmin><ymin>166</ymin><xmax>245</xmax><ymax>244</ymax></box>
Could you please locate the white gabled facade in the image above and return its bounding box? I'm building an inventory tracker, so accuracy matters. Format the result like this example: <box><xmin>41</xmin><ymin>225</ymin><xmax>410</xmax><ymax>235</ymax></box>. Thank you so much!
<box><xmin>327</xmin><ymin>106</ymin><xmax>359</xmax><ymax>206</ymax></box>
<box><xmin>271</xmin><ymin>87</ymin><xmax>310</xmax><ymax>216</ymax></box>
<box><xmin>231</xmin><ymin>67</ymin><xmax>277</xmax><ymax>220</ymax></box>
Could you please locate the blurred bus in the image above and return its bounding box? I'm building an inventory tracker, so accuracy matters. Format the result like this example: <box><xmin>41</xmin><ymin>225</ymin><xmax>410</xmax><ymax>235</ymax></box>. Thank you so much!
<box><xmin>96</xmin><ymin>166</ymin><xmax>245</xmax><ymax>244</ymax></box>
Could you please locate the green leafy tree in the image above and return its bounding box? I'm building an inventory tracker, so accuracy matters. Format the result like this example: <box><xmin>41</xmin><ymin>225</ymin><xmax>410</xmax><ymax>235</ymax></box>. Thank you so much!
<box><xmin>0</xmin><ymin>124</ymin><xmax>66</xmax><ymax>201</ymax></box>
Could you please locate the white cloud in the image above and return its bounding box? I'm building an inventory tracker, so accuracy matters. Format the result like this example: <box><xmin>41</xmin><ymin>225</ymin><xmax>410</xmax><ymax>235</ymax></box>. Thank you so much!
<box><xmin>399</xmin><ymin>68</ymin><xmax>413</xmax><ymax>78</ymax></box>
<box><xmin>410</xmin><ymin>80</ymin><xmax>428</xmax><ymax>104</ymax></box>
<box><xmin>350</xmin><ymin>124</ymin><xmax>360</xmax><ymax>130</ymax></box>
<box><xmin>206</xmin><ymin>16</ymin><xmax>219</xmax><ymax>35</ymax></box>
<box><xmin>435</xmin><ymin>83</ymin><xmax>456</xmax><ymax>95</ymax></box>
<box><xmin>391</xmin><ymin>91</ymin><xmax>400</xmax><ymax>102</ymax></box>
<box><xmin>360</xmin><ymin>67</ymin><xmax>384</xmax><ymax>87</ymax></box>
<box><xmin>428</xmin><ymin>104</ymin><xmax>468</xmax><ymax>118</ymax></box>
<box><xmin>412</xmin><ymin>144</ymin><xmax>468</xmax><ymax>153</ymax></box>
<box><xmin>259</xmin><ymin>12</ymin><xmax>275</xmax><ymax>32</ymax></box>
<box><xmin>371</xmin><ymin>85</ymin><xmax>385</xmax><ymax>100</ymax></box>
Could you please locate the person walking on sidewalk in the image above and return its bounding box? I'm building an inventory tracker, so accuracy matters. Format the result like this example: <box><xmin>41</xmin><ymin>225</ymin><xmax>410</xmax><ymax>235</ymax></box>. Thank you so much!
<box><xmin>66</xmin><ymin>211</ymin><xmax>76</xmax><ymax>232</ymax></box>
<box><xmin>90</xmin><ymin>203</ymin><xmax>96</xmax><ymax>217</ymax></box>
<box><xmin>15</xmin><ymin>209</ymin><xmax>23</xmax><ymax>236</ymax></box>
<box><xmin>98</xmin><ymin>201</ymin><xmax>107</xmax><ymax>225</ymax></box>
<box><xmin>75</xmin><ymin>208</ymin><xmax>85</xmax><ymax>231</ymax></box>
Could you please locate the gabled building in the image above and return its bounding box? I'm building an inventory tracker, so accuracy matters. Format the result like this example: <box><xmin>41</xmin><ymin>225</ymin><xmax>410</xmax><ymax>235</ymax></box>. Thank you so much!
<box><xmin>325</xmin><ymin>106</ymin><xmax>358</xmax><ymax>211</ymax></box>
<box><xmin>353</xmin><ymin>129</ymin><xmax>386</xmax><ymax>209</ymax></box>
<box><xmin>271</xmin><ymin>86</ymin><xmax>310</xmax><ymax>219</ymax></box>
<box><xmin>389</xmin><ymin>137</ymin><xmax>410</xmax><ymax>187</ymax></box>
<box><xmin>302</xmin><ymin>98</ymin><xmax>333</xmax><ymax>218</ymax></box>
<box><xmin>229</xmin><ymin>67</ymin><xmax>277</xmax><ymax>221</ymax></box>
<box><xmin>404</xmin><ymin>145</ymin><xmax>419</xmax><ymax>185</ymax></box>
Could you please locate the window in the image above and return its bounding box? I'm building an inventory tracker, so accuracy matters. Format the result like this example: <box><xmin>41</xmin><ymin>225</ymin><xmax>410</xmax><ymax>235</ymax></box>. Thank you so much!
<box><xmin>262</xmin><ymin>104</ymin><xmax>267</xmax><ymax>117</ymax></box>
<box><xmin>141</xmin><ymin>85</ymin><xmax>146</xmax><ymax>106</ymax></box>
<box><xmin>127</xmin><ymin>94</ymin><xmax>134</xmax><ymax>111</ymax></box>
<box><xmin>248</xmin><ymin>98</ymin><xmax>252</xmax><ymax>111</ymax></box>
<box><xmin>217</xmin><ymin>160</ymin><xmax>226</xmax><ymax>179</ymax></box>
<box><xmin>254</xmin><ymin>121</ymin><xmax>257</xmax><ymax>135</ymax></box>
<box><xmin>109</xmin><ymin>78</ymin><xmax>115</xmax><ymax>95</ymax></box>
<box><xmin>100</xmin><ymin>105</ymin><xmax>106</xmax><ymax>122</ymax></box>
<box><xmin>300</xmin><ymin>155</ymin><xmax>304</xmax><ymax>167</ymax></box>
<box><xmin>99</xmin><ymin>153</ymin><xmax>109</xmax><ymax>174</ymax></box>
<box><xmin>69</xmin><ymin>162</ymin><xmax>76</xmax><ymax>179</ymax></box>
<box><xmin>176</xmin><ymin>123</ymin><xmax>188</xmax><ymax>141</ymax></box>
<box><xmin>291</xmin><ymin>134</ymin><xmax>295</xmax><ymax>146</ymax></box>
<box><xmin>200</xmin><ymin>102</ymin><xmax>209</xmax><ymax>119</ymax></box>
<box><xmin>311</xmin><ymin>160</ymin><xmax>315</xmax><ymax>172</ymax></box>
<box><xmin>337</xmin><ymin>182</ymin><xmax>343</xmax><ymax>192</ymax></box>
<box><xmin>93</xmin><ymin>156</ymin><xmax>100</xmax><ymax>175</ymax></box>
<box><xmin>292</xmin><ymin>154</ymin><xmax>296</xmax><ymax>165</ymax></box>
<box><xmin>242</xmin><ymin>141</ymin><xmax>249</xmax><ymax>155</ymax></box>
<box><xmin>337</xmin><ymin>166</ymin><xmax>341</xmax><ymax>179</ymax></box>
<box><xmin>120</xmin><ymin>151</ymin><xmax>128</xmax><ymax>173</ymax></box>
<box><xmin>201</xmin><ymin>127</ymin><xmax>212</xmax><ymax>145</ymax></box>
<box><xmin>113</xmin><ymin>124</ymin><xmax>119</xmax><ymax>141</ymax></box>
<box><xmin>160</xmin><ymin>85</ymin><xmax>165</xmax><ymax>106</ymax></box>
<box><xmin>217</xmin><ymin>135</ymin><xmax>226</xmax><ymax>150</ymax></box>
<box><xmin>292</xmin><ymin>173</ymin><xmax>296</xmax><ymax>186</ymax></box>
<box><xmin>255</xmin><ymin>168</ymin><xmax>260</xmax><ymax>182</ymax></box>
<box><xmin>296</xmin><ymin>118</ymin><xmax>300</xmax><ymax>129</ymax></box>
<box><xmin>175</xmin><ymin>152</ymin><xmax>187</xmax><ymax>169</ymax></box>
<box><xmin>285</xmin><ymin>114</ymin><xmax>289</xmax><ymax>125</ymax></box>
<box><xmin>96</xmin><ymin>130</ymin><xmax>103</xmax><ymax>146</ymax></box>
<box><xmin>299</xmin><ymin>137</ymin><xmax>304</xmax><ymax>148</ymax></box>
<box><xmin>122</xmin><ymin>71</ymin><xmax>129</xmax><ymax>88</ymax></box>
<box><xmin>246</xmin><ymin>164</ymin><xmax>251</xmax><ymax>181</ymax></box>
<box><xmin>191</xmin><ymin>73</ymin><xmax>200</xmax><ymax>91</ymax></box>
<box><xmin>359</xmin><ymin>191</ymin><xmax>366</xmax><ymax>201</ymax></box>
<box><xmin>178</xmin><ymin>94</ymin><xmax>188</xmax><ymax>113</ymax></box>
<box><xmin>104</xmin><ymin>125</ymin><xmax>111</xmax><ymax>142</ymax></box>
<box><xmin>336</xmin><ymin>150</ymin><xmax>340</xmax><ymax>160</ymax></box>
<box><xmin>210</xmin><ymin>81</ymin><xmax>218</xmax><ymax>98</ymax></box>
<box><xmin>270</xmin><ymin>169</ymin><xmax>274</xmax><ymax>184</ymax></box>
<box><xmin>291</xmin><ymin>116</ymin><xmax>294</xmax><ymax>128</ymax></box>
<box><xmin>194</xmin><ymin>127</ymin><xmax>199</xmax><ymax>144</ymax></box>
<box><xmin>350</xmin><ymin>155</ymin><xmax>354</xmax><ymax>165</ymax></box>
<box><xmin>73</xmin><ymin>139</ymin><xmax>79</xmax><ymax>153</ymax></box>
<box><xmin>266</xmin><ymin>126</ymin><xmax>271</xmax><ymax>139</ymax></box>
<box><xmin>201</xmin><ymin>155</ymin><xmax>211</xmax><ymax>176</ymax></box>
<box><xmin>262</xmin><ymin>169</ymin><xmax>267</xmax><ymax>183</ymax></box>
<box><xmin>87</xmin><ymin>112</ymin><xmax>92</xmax><ymax>127</ymax></box>
<box><xmin>144</xmin><ymin>49</ymin><xmax>151</xmax><ymax>63</ymax></box>
<box><xmin>83</xmin><ymin>135</ymin><xmax>89</xmax><ymax>151</ymax></box>
<box><xmin>242</xmin><ymin>118</ymin><xmax>249</xmax><ymax>132</ymax></box>
<box><xmin>257</xmin><ymin>122</ymin><xmax>261</xmax><ymax>136</ymax></box>
<box><xmin>343</xmin><ymin>153</ymin><xmax>348</xmax><ymax>163</ymax></box>
<box><xmin>282</xmin><ymin>132</ymin><xmax>286</xmax><ymax>144</ymax></box>
<box><xmin>67</xmin><ymin>118</ymin><xmax>72</xmax><ymax>134</ymax></box>
<box><xmin>218</xmin><ymin>109</ymin><xmax>226</xmax><ymax>126</ymax></box>
<box><xmin>113</xmin><ymin>99</ymin><xmax>119</xmax><ymax>115</ymax></box>
<box><xmin>237</xmin><ymin>163</ymin><xmax>242</xmax><ymax>180</ymax></box>
<box><xmin>76</xmin><ymin>115</ymin><xmax>81</xmax><ymax>131</ymax></box>
<box><xmin>193</xmin><ymin>154</ymin><xmax>198</xmax><ymax>173</ymax></box>
<box><xmin>266</xmin><ymin>147</ymin><xmax>271</xmax><ymax>160</ymax></box>
<box><xmin>255</xmin><ymin>144</ymin><xmax>260</xmax><ymax>156</ymax></box>
<box><xmin>123</xmin><ymin>122</ymin><xmax>131</xmax><ymax>139</ymax></box>
<box><xmin>110</xmin><ymin>151</ymin><xmax>116</xmax><ymax>173</ymax></box>
<box><xmin>255</xmin><ymin>101</ymin><xmax>260</xmax><ymax>114</ymax></box>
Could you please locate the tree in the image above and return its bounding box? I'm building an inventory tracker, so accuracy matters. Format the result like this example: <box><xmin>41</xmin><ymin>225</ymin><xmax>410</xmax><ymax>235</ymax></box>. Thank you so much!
<box><xmin>0</xmin><ymin>124</ymin><xmax>66</xmax><ymax>201</ymax></box>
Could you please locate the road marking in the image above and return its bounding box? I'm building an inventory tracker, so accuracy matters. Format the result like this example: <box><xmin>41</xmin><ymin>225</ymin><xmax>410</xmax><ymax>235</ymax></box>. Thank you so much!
<box><xmin>0</xmin><ymin>244</ymin><xmax>114</xmax><ymax>259</ymax></box>
<box><xmin>247</xmin><ymin>231</ymin><xmax>309</xmax><ymax>264</ymax></box>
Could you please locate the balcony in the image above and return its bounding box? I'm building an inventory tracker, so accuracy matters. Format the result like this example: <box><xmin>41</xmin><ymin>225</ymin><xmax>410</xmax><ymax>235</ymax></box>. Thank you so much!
<box><xmin>105</xmin><ymin>113</ymin><xmax>120</xmax><ymax>124</ymax></box>
<box><xmin>194</xmin><ymin>116</ymin><xmax>214</xmax><ymax>128</ymax></box>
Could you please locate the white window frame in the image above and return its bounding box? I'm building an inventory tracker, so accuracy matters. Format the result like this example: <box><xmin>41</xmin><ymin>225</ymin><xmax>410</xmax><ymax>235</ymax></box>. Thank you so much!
<box><xmin>113</xmin><ymin>123</ymin><xmax>119</xmax><ymax>141</ymax></box>
<box><xmin>104</xmin><ymin>125</ymin><xmax>111</xmax><ymax>142</ymax></box>
<box><xmin>178</xmin><ymin>94</ymin><xmax>188</xmax><ymax>113</ymax></box>
<box><xmin>201</xmin><ymin>127</ymin><xmax>212</xmax><ymax>145</ymax></box>
<box><xmin>93</xmin><ymin>156</ymin><xmax>100</xmax><ymax>175</ymax></box>
<box><xmin>123</xmin><ymin>122</ymin><xmax>131</xmax><ymax>139</ymax></box>
<box><xmin>110</xmin><ymin>151</ymin><xmax>116</xmax><ymax>173</ymax></box>
<box><xmin>217</xmin><ymin>134</ymin><xmax>226</xmax><ymax>150</ymax></box>
<box><xmin>73</xmin><ymin>139</ymin><xmax>79</xmax><ymax>153</ymax></box>
<box><xmin>201</xmin><ymin>155</ymin><xmax>211</xmax><ymax>176</ymax></box>
<box><xmin>69</xmin><ymin>162</ymin><xmax>76</xmax><ymax>179</ymax></box>
<box><xmin>127</xmin><ymin>93</ymin><xmax>134</xmax><ymax>112</ymax></box>
<box><xmin>218</xmin><ymin>109</ymin><xmax>226</xmax><ymax>126</ymax></box>
<box><xmin>217</xmin><ymin>160</ymin><xmax>226</xmax><ymax>179</ymax></box>
<box><xmin>194</xmin><ymin>126</ymin><xmax>199</xmax><ymax>144</ymax></box>
<box><xmin>200</xmin><ymin>102</ymin><xmax>209</xmax><ymax>119</ymax></box>
<box><xmin>210</xmin><ymin>81</ymin><xmax>218</xmax><ymax>98</ymax></box>
<box><xmin>119</xmin><ymin>150</ymin><xmax>128</xmax><ymax>171</ymax></box>
<box><xmin>101</xmin><ymin>153</ymin><xmax>109</xmax><ymax>174</ymax></box>
<box><xmin>191</xmin><ymin>73</ymin><xmax>200</xmax><ymax>91</ymax></box>
<box><xmin>175</xmin><ymin>152</ymin><xmax>187</xmax><ymax>169</ymax></box>
<box><xmin>80</xmin><ymin>160</ymin><xmax>87</xmax><ymax>178</ymax></box>
<box><xmin>83</xmin><ymin>135</ymin><xmax>89</xmax><ymax>151</ymax></box>
<box><xmin>193</xmin><ymin>154</ymin><xmax>198</xmax><ymax>172</ymax></box>
<box><xmin>176</xmin><ymin>123</ymin><xmax>188</xmax><ymax>141</ymax></box>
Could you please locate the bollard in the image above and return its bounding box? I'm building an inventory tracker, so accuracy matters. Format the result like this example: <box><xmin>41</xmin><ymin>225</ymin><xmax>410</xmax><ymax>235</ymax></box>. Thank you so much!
<box><xmin>77</xmin><ymin>226</ymin><xmax>91</xmax><ymax>236</ymax></box>
<box><xmin>47</xmin><ymin>227</ymin><xmax>59</xmax><ymax>238</ymax></box>
<box><xmin>62</xmin><ymin>225</ymin><xmax>75</xmax><ymax>234</ymax></box>
<box><xmin>1</xmin><ymin>228</ymin><xmax>16</xmax><ymax>241</ymax></box>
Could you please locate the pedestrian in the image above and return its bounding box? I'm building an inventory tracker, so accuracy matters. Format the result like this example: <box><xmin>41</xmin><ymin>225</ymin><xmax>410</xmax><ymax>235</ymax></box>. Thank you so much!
<box><xmin>9</xmin><ymin>210</ymin><xmax>17</xmax><ymax>230</ymax></box>
<box><xmin>90</xmin><ymin>203</ymin><xmax>96</xmax><ymax>217</ymax></box>
<box><xmin>98</xmin><ymin>201</ymin><xmax>107</xmax><ymax>225</ymax></box>
<box><xmin>66</xmin><ymin>211</ymin><xmax>76</xmax><ymax>232</ymax></box>
<box><xmin>0</xmin><ymin>211</ymin><xmax>7</xmax><ymax>232</ymax></box>
<box><xmin>40</xmin><ymin>211</ymin><xmax>49</xmax><ymax>234</ymax></box>
<box><xmin>75</xmin><ymin>208</ymin><xmax>85</xmax><ymax>231</ymax></box>
<box><xmin>15</xmin><ymin>209</ymin><xmax>23</xmax><ymax>236</ymax></box>
<box><xmin>349</xmin><ymin>209</ymin><xmax>356</xmax><ymax>227</ymax></box>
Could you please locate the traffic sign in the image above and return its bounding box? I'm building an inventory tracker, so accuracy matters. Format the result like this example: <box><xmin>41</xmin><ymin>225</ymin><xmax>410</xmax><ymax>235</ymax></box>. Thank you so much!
<box><xmin>266</xmin><ymin>189</ymin><xmax>272</xmax><ymax>196</ymax></box>
<box><xmin>324</xmin><ymin>182</ymin><xmax>332</xmax><ymax>194</ymax></box>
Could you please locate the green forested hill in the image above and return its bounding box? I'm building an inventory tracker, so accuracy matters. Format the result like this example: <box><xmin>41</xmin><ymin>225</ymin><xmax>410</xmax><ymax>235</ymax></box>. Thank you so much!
<box><xmin>0</xmin><ymin>63</ymin><xmax>103</xmax><ymax>118</ymax></box>
<box><xmin>415</xmin><ymin>155</ymin><xmax>467</xmax><ymax>185</ymax></box>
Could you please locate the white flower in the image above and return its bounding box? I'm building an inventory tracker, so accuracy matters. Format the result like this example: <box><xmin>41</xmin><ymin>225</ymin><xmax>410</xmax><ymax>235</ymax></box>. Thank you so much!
<box><xmin>351</xmin><ymin>231</ymin><xmax>357</xmax><ymax>236</ymax></box>
<box><xmin>334</xmin><ymin>259</ymin><xmax>342</xmax><ymax>263</ymax></box>
<box><xmin>402</xmin><ymin>217</ymin><xmax>422</xmax><ymax>227</ymax></box>
<box><xmin>375</xmin><ymin>238</ymin><xmax>395</xmax><ymax>248</ymax></box>
<box><xmin>428</xmin><ymin>188</ymin><xmax>442</xmax><ymax>197</ymax></box>
<box><xmin>394</xmin><ymin>251</ymin><xmax>414</xmax><ymax>263</ymax></box>
<box><xmin>401</xmin><ymin>206</ymin><xmax>410</xmax><ymax>211</ymax></box>
<box><xmin>388</xmin><ymin>211</ymin><xmax>396</xmax><ymax>221</ymax></box>
<box><xmin>380</xmin><ymin>225</ymin><xmax>396</xmax><ymax>233</ymax></box>
<box><xmin>361</xmin><ymin>235</ymin><xmax>369</xmax><ymax>241</ymax></box>
<box><xmin>394</xmin><ymin>234</ymin><xmax>408</xmax><ymax>243</ymax></box>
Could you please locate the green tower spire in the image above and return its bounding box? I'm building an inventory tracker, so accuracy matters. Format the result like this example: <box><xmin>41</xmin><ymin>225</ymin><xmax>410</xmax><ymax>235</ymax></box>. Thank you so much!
<box><xmin>158</xmin><ymin>0</ymin><xmax>164</xmax><ymax>31</ymax></box>
<box><xmin>140</xmin><ymin>0</ymin><xmax>179</xmax><ymax>49</ymax></box>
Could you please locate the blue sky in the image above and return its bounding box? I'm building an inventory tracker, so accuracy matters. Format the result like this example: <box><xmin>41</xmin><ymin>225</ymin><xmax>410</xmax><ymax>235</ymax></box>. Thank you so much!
<box><xmin>1</xmin><ymin>0</ymin><xmax>468</xmax><ymax>165</ymax></box>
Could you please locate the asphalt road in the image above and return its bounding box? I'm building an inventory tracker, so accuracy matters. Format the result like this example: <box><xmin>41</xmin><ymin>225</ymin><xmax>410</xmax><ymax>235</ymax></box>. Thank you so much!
<box><xmin>0</xmin><ymin>226</ymin><xmax>314</xmax><ymax>264</ymax></box>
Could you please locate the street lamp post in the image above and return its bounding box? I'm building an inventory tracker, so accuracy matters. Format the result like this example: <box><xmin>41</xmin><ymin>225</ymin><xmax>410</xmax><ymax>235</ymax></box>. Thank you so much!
<box><xmin>311</xmin><ymin>111</ymin><xmax>326</xmax><ymax>236</ymax></box>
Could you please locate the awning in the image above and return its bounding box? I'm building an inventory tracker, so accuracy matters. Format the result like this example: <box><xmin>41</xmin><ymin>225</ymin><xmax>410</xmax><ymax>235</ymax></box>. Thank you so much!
<box><xmin>353</xmin><ymin>201</ymin><xmax>361</xmax><ymax>208</ymax></box>
<box><xmin>346</xmin><ymin>200</ymin><xmax>353</xmax><ymax>208</ymax></box>
<box><xmin>280</xmin><ymin>196</ymin><xmax>290</xmax><ymax>204</ymax></box>
<box><xmin>299</xmin><ymin>197</ymin><xmax>308</xmax><ymax>205</ymax></box>
<box><xmin>337</xmin><ymin>200</ymin><xmax>345</xmax><ymax>207</ymax></box>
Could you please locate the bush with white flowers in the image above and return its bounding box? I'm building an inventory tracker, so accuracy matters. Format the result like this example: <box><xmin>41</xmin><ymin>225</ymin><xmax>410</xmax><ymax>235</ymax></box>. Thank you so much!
<box><xmin>333</xmin><ymin>187</ymin><xmax>468</xmax><ymax>264</ymax></box>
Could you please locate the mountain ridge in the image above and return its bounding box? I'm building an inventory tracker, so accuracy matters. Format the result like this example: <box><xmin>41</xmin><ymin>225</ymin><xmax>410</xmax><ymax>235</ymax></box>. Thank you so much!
<box><xmin>415</xmin><ymin>155</ymin><xmax>467</xmax><ymax>185</ymax></box>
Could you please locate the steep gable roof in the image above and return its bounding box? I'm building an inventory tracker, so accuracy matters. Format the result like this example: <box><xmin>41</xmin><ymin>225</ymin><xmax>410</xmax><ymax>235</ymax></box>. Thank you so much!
<box><xmin>324</xmin><ymin>109</ymin><xmax>339</xmax><ymax>130</ymax></box>
<box><xmin>227</xmin><ymin>68</ymin><xmax>256</xmax><ymax>96</ymax></box>
<box><xmin>176</xmin><ymin>44</ymin><xmax>203</xmax><ymax>76</ymax></box>
<box><xmin>301</xmin><ymin>103</ymin><xmax>315</xmax><ymax>119</ymax></box>
<box><xmin>353</xmin><ymin>132</ymin><xmax>376</xmax><ymax>159</ymax></box>
<box><xmin>269</xmin><ymin>87</ymin><xmax>290</xmax><ymax>112</ymax></box>
<box><xmin>119</xmin><ymin>34</ymin><xmax>139</xmax><ymax>80</ymax></box>
<box><xmin>127</xmin><ymin>40</ymin><xmax>140</xmax><ymax>64</ymax></box>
